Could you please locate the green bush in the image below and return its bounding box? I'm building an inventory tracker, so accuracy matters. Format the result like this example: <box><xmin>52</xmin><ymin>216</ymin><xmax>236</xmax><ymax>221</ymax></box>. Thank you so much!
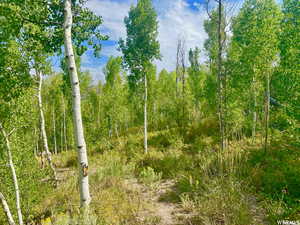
<box><xmin>138</xmin><ymin>166</ymin><xmax>162</xmax><ymax>185</ymax></box>
<box><xmin>137</xmin><ymin>150</ymin><xmax>194</xmax><ymax>178</ymax></box>
<box><xmin>245</xmin><ymin>147</ymin><xmax>300</xmax><ymax>220</ymax></box>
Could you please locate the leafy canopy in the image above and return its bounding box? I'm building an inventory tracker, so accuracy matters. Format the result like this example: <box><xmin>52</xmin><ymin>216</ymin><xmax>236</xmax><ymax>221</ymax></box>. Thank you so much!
<box><xmin>119</xmin><ymin>0</ymin><xmax>161</xmax><ymax>90</ymax></box>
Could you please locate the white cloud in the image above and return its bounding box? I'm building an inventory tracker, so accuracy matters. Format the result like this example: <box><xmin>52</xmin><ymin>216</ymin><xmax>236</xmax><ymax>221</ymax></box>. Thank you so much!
<box><xmin>83</xmin><ymin>0</ymin><xmax>133</xmax><ymax>80</ymax></box>
<box><xmin>101</xmin><ymin>44</ymin><xmax>122</xmax><ymax>58</ymax></box>
<box><xmin>81</xmin><ymin>65</ymin><xmax>105</xmax><ymax>82</ymax></box>
<box><xmin>154</xmin><ymin>0</ymin><xmax>208</xmax><ymax>72</ymax></box>
<box><xmin>86</xmin><ymin>0</ymin><xmax>134</xmax><ymax>40</ymax></box>
<box><xmin>85</xmin><ymin>0</ymin><xmax>208</xmax><ymax>77</ymax></box>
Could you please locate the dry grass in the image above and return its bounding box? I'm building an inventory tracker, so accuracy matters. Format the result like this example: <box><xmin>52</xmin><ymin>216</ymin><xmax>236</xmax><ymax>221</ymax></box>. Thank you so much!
<box><xmin>34</xmin><ymin>126</ymin><xmax>294</xmax><ymax>225</ymax></box>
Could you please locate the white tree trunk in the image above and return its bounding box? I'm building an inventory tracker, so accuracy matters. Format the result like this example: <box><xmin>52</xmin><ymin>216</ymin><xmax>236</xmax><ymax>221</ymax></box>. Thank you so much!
<box><xmin>144</xmin><ymin>74</ymin><xmax>148</xmax><ymax>154</ymax></box>
<box><xmin>252</xmin><ymin>95</ymin><xmax>257</xmax><ymax>141</ymax></box>
<box><xmin>264</xmin><ymin>73</ymin><xmax>270</xmax><ymax>152</ymax></box>
<box><xmin>217</xmin><ymin>0</ymin><xmax>225</xmax><ymax>151</ymax></box>
<box><xmin>36</xmin><ymin>68</ymin><xmax>58</xmax><ymax>182</ymax></box>
<box><xmin>52</xmin><ymin>107</ymin><xmax>57</xmax><ymax>154</ymax></box>
<box><xmin>34</xmin><ymin>127</ymin><xmax>38</xmax><ymax>157</ymax></box>
<box><xmin>64</xmin><ymin>0</ymin><xmax>91</xmax><ymax>207</ymax></box>
<box><xmin>98</xmin><ymin>97</ymin><xmax>101</xmax><ymax>129</ymax></box>
<box><xmin>61</xmin><ymin>121</ymin><xmax>63</xmax><ymax>152</ymax></box>
<box><xmin>62</xmin><ymin>97</ymin><xmax>67</xmax><ymax>151</ymax></box>
<box><xmin>0</xmin><ymin>192</ymin><xmax>16</xmax><ymax>225</ymax></box>
<box><xmin>252</xmin><ymin>76</ymin><xmax>257</xmax><ymax>141</ymax></box>
<box><xmin>0</xmin><ymin>124</ymin><xmax>23</xmax><ymax>225</ymax></box>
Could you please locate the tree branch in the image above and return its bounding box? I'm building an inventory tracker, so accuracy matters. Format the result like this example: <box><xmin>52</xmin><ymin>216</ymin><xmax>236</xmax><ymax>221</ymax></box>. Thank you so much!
<box><xmin>206</xmin><ymin>0</ymin><xmax>213</xmax><ymax>20</ymax></box>
<box><xmin>0</xmin><ymin>192</ymin><xmax>16</xmax><ymax>225</ymax></box>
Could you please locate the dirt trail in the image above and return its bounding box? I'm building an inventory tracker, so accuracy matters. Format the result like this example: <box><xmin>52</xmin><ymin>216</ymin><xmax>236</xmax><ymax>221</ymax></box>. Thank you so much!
<box><xmin>55</xmin><ymin>167</ymin><xmax>74</xmax><ymax>182</ymax></box>
<box><xmin>55</xmin><ymin>166</ymin><xmax>190</xmax><ymax>224</ymax></box>
<box><xmin>126</xmin><ymin>179</ymin><xmax>191</xmax><ymax>225</ymax></box>
<box><xmin>153</xmin><ymin>180</ymin><xmax>179</xmax><ymax>225</ymax></box>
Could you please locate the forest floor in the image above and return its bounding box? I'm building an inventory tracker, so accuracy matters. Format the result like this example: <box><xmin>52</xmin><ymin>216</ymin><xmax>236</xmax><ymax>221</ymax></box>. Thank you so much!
<box><xmin>53</xmin><ymin>165</ymin><xmax>192</xmax><ymax>225</ymax></box>
<box><xmin>34</xmin><ymin>125</ymin><xmax>300</xmax><ymax>225</ymax></box>
<box><xmin>126</xmin><ymin>179</ymin><xmax>181</xmax><ymax>224</ymax></box>
<box><xmin>125</xmin><ymin>178</ymin><xmax>196</xmax><ymax>225</ymax></box>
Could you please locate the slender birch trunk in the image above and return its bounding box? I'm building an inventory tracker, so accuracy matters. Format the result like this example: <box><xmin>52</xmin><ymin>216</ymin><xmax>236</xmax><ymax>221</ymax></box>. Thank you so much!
<box><xmin>252</xmin><ymin>101</ymin><xmax>257</xmax><ymax>139</ymax></box>
<box><xmin>52</xmin><ymin>107</ymin><xmax>57</xmax><ymax>154</ymax></box>
<box><xmin>37</xmin><ymin>131</ymin><xmax>39</xmax><ymax>156</ymax></box>
<box><xmin>108</xmin><ymin>116</ymin><xmax>112</xmax><ymax>137</ymax></box>
<box><xmin>217</xmin><ymin>0</ymin><xmax>225</xmax><ymax>151</ymax></box>
<box><xmin>144</xmin><ymin>73</ymin><xmax>148</xmax><ymax>154</ymax></box>
<box><xmin>0</xmin><ymin>124</ymin><xmax>23</xmax><ymax>225</ymax></box>
<box><xmin>0</xmin><ymin>192</ymin><xmax>16</xmax><ymax>225</ymax></box>
<box><xmin>264</xmin><ymin>73</ymin><xmax>270</xmax><ymax>152</ymax></box>
<box><xmin>252</xmin><ymin>77</ymin><xmax>257</xmax><ymax>141</ymax></box>
<box><xmin>62</xmin><ymin>97</ymin><xmax>67</xmax><ymax>151</ymax></box>
<box><xmin>115</xmin><ymin>124</ymin><xmax>119</xmax><ymax>139</ymax></box>
<box><xmin>153</xmin><ymin>102</ymin><xmax>157</xmax><ymax>129</ymax></box>
<box><xmin>64</xmin><ymin>0</ymin><xmax>91</xmax><ymax>207</ymax></box>
<box><xmin>181</xmin><ymin>51</ymin><xmax>186</xmax><ymax>124</ymax></box>
<box><xmin>36</xmin><ymin>68</ymin><xmax>58</xmax><ymax>182</ymax></box>
<box><xmin>98</xmin><ymin>96</ymin><xmax>101</xmax><ymax>129</ymax></box>
<box><xmin>176</xmin><ymin>40</ymin><xmax>180</xmax><ymax>97</ymax></box>
<box><xmin>34</xmin><ymin>127</ymin><xmax>38</xmax><ymax>157</ymax></box>
<box><xmin>61</xmin><ymin>121</ymin><xmax>64</xmax><ymax>152</ymax></box>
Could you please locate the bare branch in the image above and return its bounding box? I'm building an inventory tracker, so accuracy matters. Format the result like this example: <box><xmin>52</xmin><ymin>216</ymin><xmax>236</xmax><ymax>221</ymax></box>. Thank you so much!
<box><xmin>205</xmin><ymin>0</ymin><xmax>213</xmax><ymax>20</ymax></box>
<box><xmin>7</xmin><ymin>128</ymin><xmax>16</xmax><ymax>138</ymax></box>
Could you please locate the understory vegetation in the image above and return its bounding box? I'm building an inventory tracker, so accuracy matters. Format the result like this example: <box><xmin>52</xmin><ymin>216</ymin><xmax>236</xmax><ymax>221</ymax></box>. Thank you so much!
<box><xmin>25</xmin><ymin>125</ymin><xmax>300</xmax><ymax>225</ymax></box>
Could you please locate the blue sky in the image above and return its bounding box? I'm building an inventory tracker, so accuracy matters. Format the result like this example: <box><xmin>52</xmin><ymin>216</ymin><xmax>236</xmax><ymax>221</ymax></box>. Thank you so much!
<box><xmin>54</xmin><ymin>0</ymin><xmax>278</xmax><ymax>82</ymax></box>
<box><xmin>56</xmin><ymin>0</ymin><xmax>211</xmax><ymax>81</ymax></box>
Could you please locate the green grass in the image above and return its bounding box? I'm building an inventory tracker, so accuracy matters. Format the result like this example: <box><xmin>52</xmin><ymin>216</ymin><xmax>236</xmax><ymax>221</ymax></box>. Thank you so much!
<box><xmin>242</xmin><ymin>145</ymin><xmax>300</xmax><ymax>222</ymax></box>
<box><xmin>30</xmin><ymin>123</ymin><xmax>300</xmax><ymax>225</ymax></box>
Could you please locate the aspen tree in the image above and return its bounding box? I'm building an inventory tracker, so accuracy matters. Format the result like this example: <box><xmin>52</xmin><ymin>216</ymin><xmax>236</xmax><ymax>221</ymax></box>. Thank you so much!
<box><xmin>119</xmin><ymin>0</ymin><xmax>160</xmax><ymax>153</ymax></box>
<box><xmin>63</xmin><ymin>0</ymin><xmax>91</xmax><ymax>207</ymax></box>
<box><xmin>0</xmin><ymin>124</ymin><xmax>23</xmax><ymax>225</ymax></box>
<box><xmin>36</xmin><ymin>67</ymin><xmax>58</xmax><ymax>182</ymax></box>
<box><xmin>0</xmin><ymin>192</ymin><xmax>16</xmax><ymax>225</ymax></box>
